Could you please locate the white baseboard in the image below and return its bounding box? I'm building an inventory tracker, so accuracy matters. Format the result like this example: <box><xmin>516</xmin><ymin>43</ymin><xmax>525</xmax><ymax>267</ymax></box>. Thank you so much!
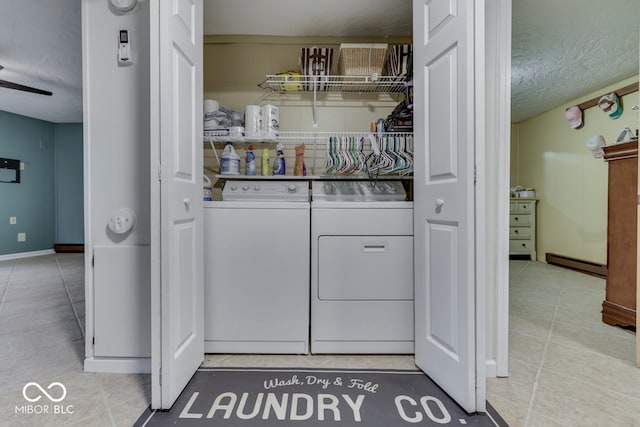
<box><xmin>0</xmin><ymin>249</ymin><xmax>56</xmax><ymax>262</ymax></box>
<box><xmin>84</xmin><ymin>357</ymin><xmax>151</xmax><ymax>374</ymax></box>
<box><xmin>485</xmin><ymin>359</ymin><xmax>498</xmax><ymax>378</ymax></box>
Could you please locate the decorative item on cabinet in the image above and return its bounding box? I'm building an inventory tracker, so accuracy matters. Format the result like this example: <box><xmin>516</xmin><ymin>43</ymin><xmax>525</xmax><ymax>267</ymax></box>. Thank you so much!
<box><xmin>509</xmin><ymin>198</ymin><xmax>537</xmax><ymax>261</ymax></box>
<box><xmin>601</xmin><ymin>140</ymin><xmax>637</xmax><ymax>328</ymax></box>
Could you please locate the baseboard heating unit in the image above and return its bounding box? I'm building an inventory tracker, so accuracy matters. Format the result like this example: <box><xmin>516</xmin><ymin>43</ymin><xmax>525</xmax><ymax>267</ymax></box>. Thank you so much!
<box><xmin>545</xmin><ymin>252</ymin><xmax>607</xmax><ymax>278</ymax></box>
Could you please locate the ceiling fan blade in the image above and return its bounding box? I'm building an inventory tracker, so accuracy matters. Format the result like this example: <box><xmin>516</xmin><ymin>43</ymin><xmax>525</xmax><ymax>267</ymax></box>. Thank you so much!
<box><xmin>0</xmin><ymin>79</ymin><xmax>52</xmax><ymax>96</ymax></box>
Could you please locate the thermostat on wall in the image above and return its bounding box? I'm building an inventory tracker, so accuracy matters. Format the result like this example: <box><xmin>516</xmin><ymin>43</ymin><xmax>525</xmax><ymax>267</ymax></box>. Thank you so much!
<box><xmin>118</xmin><ymin>29</ymin><xmax>132</xmax><ymax>65</ymax></box>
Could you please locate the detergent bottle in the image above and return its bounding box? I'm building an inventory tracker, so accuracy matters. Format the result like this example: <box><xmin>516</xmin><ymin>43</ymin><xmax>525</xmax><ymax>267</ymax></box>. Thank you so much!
<box><xmin>220</xmin><ymin>141</ymin><xmax>240</xmax><ymax>175</ymax></box>
<box><xmin>261</xmin><ymin>148</ymin><xmax>271</xmax><ymax>176</ymax></box>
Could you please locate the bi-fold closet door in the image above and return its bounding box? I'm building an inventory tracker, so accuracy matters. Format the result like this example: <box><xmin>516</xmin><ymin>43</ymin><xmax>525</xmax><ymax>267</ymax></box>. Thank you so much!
<box><xmin>152</xmin><ymin>0</ymin><xmax>486</xmax><ymax>414</ymax></box>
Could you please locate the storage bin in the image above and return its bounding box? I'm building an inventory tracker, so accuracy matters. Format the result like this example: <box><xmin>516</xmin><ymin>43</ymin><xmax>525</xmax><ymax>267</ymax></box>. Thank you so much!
<box><xmin>338</xmin><ymin>43</ymin><xmax>388</xmax><ymax>76</ymax></box>
<box><xmin>301</xmin><ymin>47</ymin><xmax>333</xmax><ymax>90</ymax></box>
<box><xmin>384</xmin><ymin>44</ymin><xmax>413</xmax><ymax>80</ymax></box>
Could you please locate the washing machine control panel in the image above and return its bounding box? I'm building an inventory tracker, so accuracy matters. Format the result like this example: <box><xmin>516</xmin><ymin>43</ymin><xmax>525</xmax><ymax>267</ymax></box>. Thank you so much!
<box><xmin>222</xmin><ymin>180</ymin><xmax>309</xmax><ymax>202</ymax></box>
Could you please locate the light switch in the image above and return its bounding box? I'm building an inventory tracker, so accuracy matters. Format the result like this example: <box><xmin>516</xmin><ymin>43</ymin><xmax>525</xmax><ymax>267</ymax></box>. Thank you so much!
<box><xmin>17</xmin><ymin>233</ymin><xmax>26</xmax><ymax>242</ymax></box>
<box><xmin>9</xmin><ymin>217</ymin><xmax>16</xmax><ymax>224</ymax></box>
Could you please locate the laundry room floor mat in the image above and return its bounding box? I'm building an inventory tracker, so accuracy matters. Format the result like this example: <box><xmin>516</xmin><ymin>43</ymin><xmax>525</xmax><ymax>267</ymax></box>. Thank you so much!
<box><xmin>134</xmin><ymin>367</ymin><xmax>508</xmax><ymax>426</ymax></box>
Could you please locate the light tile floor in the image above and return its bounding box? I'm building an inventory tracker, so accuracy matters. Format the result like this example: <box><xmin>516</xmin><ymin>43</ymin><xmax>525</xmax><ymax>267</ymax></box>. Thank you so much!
<box><xmin>0</xmin><ymin>254</ymin><xmax>638</xmax><ymax>426</ymax></box>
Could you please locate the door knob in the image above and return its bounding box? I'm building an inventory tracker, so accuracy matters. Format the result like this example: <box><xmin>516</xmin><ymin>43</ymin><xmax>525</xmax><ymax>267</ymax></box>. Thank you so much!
<box><xmin>435</xmin><ymin>198</ymin><xmax>444</xmax><ymax>213</ymax></box>
<box><xmin>183</xmin><ymin>198</ymin><xmax>191</xmax><ymax>207</ymax></box>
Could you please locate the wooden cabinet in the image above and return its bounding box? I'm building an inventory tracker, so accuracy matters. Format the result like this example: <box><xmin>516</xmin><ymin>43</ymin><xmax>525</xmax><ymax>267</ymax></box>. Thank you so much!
<box><xmin>509</xmin><ymin>198</ymin><xmax>538</xmax><ymax>261</ymax></box>
<box><xmin>602</xmin><ymin>141</ymin><xmax>637</xmax><ymax>328</ymax></box>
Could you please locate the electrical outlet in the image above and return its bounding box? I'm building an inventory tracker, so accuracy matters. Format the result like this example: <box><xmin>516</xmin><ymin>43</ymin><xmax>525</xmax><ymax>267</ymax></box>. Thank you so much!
<box><xmin>9</xmin><ymin>217</ymin><xmax>16</xmax><ymax>225</ymax></box>
<box><xmin>17</xmin><ymin>232</ymin><xmax>26</xmax><ymax>242</ymax></box>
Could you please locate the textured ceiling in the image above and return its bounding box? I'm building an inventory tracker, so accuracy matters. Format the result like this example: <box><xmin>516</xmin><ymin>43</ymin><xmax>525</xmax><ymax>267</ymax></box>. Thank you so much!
<box><xmin>511</xmin><ymin>0</ymin><xmax>640</xmax><ymax>122</ymax></box>
<box><xmin>0</xmin><ymin>0</ymin><xmax>82</xmax><ymax>123</ymax></box>
<box><xmin>0</xmin><ymin>0</ymin><xmax>638</xmax><ymax>124</ymax></box>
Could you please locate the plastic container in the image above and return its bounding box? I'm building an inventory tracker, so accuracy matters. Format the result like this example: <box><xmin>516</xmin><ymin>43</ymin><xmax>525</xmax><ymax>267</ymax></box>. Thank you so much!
<box><xmin>294</xmin><ymin>144</ymin><xmax>306</xmax><ymax>176</ymax></box>
<box><xmin>272</xmin><ymin>143</ymin><xmax>286</xmax><ymax>175</ymax></box>
<box><xmin>203</xmin><ymin>174</ymin><xmax>213</xmax><ymax>201</ymax></box>
<box><xmin>261</xmin><ymin>148</ymin><xmax>271</xmax><ymax>176</ymax></box>
<box><xmin>220</xmin><ymin>141</ymin><xmax>240</xmax><ymax>175</ymax></box>
<box><xmin>245</xmin><ymin>144</ymin><xmax>256</xmax><ymax>176</ymax></box>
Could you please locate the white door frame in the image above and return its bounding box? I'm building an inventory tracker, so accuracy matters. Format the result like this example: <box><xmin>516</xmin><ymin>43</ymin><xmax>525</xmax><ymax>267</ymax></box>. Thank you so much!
<box><xmin>486</xmin><ymin>0</ymin><xmax>512</xmax><ymax>378</ymax></box>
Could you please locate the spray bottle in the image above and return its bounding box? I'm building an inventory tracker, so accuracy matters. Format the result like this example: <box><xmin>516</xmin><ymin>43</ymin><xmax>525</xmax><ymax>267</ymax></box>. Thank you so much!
<box><xmin>245</xmin><ymin>144</ymin><xmax>256</xmax><ymax>176</ymax></box>
<box><xmin>272</xmin><ymin>143</ymin><xmax>286</xmax><ymax>175</ymax></box>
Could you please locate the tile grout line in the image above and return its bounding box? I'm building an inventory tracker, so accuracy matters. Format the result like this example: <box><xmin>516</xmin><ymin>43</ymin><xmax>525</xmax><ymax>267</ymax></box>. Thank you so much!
<box><xmin>98</xmin><ymin>376</ymin><xmax>118</xmax><ymax>427</ymax></box>
<box><xmin>0</xmin><ymin>261</ymin><xmax>17</xmax><ymax>315</ymax></box>
<box><xmin>55</xmin><ymin>254</ymin><xmax>85</xmax><ymax>339</ymax></box>
<box><xmin>523</xmin><ymin>264</ymin><xmax>562</xmax><ymax>427</ymax></box>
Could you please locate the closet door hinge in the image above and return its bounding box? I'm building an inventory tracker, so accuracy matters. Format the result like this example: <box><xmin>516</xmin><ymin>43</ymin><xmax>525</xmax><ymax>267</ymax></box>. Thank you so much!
<box><xmin>157</xmin><ymin>164</ymin><xmax>162</xmax><ymax>182</ymax></box>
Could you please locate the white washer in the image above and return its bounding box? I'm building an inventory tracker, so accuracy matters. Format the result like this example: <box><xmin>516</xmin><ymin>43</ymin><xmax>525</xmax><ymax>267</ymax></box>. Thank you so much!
<box><xmin>204</xmin><ymin>180</ymin><xmax>310</xmax><ymax>354</ymax></box>
<box><xmin>311</xmin><ymin>180</ymin><xmax>414</xmax><ymax>354</ymax></box>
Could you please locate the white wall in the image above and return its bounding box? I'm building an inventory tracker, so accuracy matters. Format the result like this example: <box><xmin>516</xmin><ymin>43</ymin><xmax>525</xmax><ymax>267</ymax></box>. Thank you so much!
<box><xmin>82</xmin><ymin>0</ymin><xmax>151</xmax><ymax>371</ymax></box>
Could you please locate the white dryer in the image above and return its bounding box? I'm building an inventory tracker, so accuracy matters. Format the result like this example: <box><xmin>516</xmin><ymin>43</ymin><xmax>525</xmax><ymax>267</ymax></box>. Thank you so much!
<box><xmin>311</xmin><ymin>180</ymin><xmax>414</xmax><ymax>354</ymax></box>
<box><xmin>204</xmin><ymin>180</ymin><xmax>310</xmax><ymax>354</ymax></box>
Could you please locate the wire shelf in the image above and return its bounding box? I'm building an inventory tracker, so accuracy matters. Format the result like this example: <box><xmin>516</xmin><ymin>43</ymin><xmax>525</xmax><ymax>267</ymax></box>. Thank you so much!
<box><xmin>204</xmin><ymin>131</ymin><xmax>413</xmax><ymax>178</ymax></box>
<box><xmin>204</xmin><ymin>130</ymin><xmax>413</xmax><ymax>145</ymax></box>
<box><xmin>258</xmin><ymin>75</ymin><xmax>408</xmax><ymax>94</ymax></box>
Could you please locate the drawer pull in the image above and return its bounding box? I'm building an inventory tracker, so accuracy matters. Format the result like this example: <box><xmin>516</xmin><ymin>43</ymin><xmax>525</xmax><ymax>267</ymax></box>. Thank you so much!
<box><xmin>521</xmin><ymin>243</ymin><xmax>527</xmax><ymax>247</ymax></box>
<box><xmin>362</xmin><ymin>242</ymin><xmax>387</xmax><ymax>253</ymax></box>
<box><xmin>514</xmin><ymin>230</ymin><xmax>519</xmax><ymax>234</ymax></box>
<box><xmin>514</xmin><ymin>217</ymin><xmax>519</xmax><ymax>221</ymax></box>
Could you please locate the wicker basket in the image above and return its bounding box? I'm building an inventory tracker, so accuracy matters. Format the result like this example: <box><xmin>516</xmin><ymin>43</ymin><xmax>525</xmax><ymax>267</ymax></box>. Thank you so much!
<box><xmin>338</xmin><ymin>43</ymin><xmax>388</xmax><ymax>76</ymax></box>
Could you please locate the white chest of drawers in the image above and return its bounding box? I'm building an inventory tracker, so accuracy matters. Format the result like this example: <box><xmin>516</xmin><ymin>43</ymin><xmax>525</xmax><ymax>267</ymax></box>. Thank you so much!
<box><xmin>509</xmin><ymin>198</ymin><xmax>538</xmax><ymax>260</ymax></box>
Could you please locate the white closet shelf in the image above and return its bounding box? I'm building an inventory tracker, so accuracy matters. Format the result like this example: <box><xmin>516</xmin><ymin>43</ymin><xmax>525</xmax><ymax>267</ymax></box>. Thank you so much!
<box><xmin>258</xmin><ymin>74</ymin><xmax>408</xmax><ymax>94</ymax></box>
<box><xmin>204</xmin><ymin>130</ymin><xmax>413</xmax><ymax>145</ymax></box>
<box><xmin>214</xmin><ymin>174</ymin><xmax>409</xmax><ymax>181</ymax></box>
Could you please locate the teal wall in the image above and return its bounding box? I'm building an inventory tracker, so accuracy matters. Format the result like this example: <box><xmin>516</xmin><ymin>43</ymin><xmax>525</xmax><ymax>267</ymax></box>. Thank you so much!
<box><xmin>55</xmin><ymin>123</ymin><xmax>84</xmax><ymax>244</ymax></box>
<box><xmin>0</xmin><ymin>111</ymin><xmax>83</xmax><ymax>256</ymax></box>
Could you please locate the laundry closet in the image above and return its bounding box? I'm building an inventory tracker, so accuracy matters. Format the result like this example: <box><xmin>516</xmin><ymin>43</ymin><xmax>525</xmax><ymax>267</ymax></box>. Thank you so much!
<box><xmin>83</xmin><ymin>0</ymin><xmax>509</xmax><ymax>413</ymax></box>
<box><xmin>202</xmin><ymin>32</ymin><xmax>415</xmax><ymax>355</ymax></box>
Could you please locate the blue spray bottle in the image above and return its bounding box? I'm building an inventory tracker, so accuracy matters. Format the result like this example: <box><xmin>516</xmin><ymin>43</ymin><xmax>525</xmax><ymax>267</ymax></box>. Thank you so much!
<box><xmin>245</xmin><ymin>144</ymin><xmax>256</xmax><ymax>176</ymax></box>
<box><xmin>272</xmin><ymin>143</ymin><xmax>286</xmax><ymax>175</ymax></box>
